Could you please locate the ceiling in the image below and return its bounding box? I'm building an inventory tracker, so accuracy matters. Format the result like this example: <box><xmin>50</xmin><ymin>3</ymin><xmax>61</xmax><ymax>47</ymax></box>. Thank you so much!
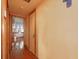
<box><xmin>8</xmin><ymin>0</ymin><xmax>42</xmax><ymax>17</ymax></box>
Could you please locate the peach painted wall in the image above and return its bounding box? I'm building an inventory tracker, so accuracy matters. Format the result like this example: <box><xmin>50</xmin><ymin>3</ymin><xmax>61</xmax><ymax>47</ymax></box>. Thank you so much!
<box><xmin>36</xmin><ymin>0</ymin><xmax>77</xmax><ymax>59</ymax></box>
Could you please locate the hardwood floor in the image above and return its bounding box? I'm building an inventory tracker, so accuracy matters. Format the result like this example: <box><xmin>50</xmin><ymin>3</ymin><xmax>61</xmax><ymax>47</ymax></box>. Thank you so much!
<box><xmin>10</xmin><ymin>47</ymin><xmax>38</xmax><ymax>59</ymax></box>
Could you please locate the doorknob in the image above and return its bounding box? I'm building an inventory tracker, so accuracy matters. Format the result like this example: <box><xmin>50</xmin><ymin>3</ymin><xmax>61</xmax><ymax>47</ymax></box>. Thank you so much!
<box><xmin>63</xmin><ymin>0</ymin><xmax>72</xmax><ymax>8</ymax></box>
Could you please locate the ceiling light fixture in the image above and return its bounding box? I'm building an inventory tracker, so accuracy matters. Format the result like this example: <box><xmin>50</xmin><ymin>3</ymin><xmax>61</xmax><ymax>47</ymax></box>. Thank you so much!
<box><xmin>24</xmin><ymin>0</ymin><xmax>31</xmax><ymax>3</ymax></box>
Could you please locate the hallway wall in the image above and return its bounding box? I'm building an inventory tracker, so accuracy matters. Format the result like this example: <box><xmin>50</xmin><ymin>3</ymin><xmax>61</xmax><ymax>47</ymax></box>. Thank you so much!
<box><xmin>36</xmin><ymin>0</ymin><xmax>77</xmax><ymax>59</ymax></box>
<box><xmin>24</xmin><ymin>12</ymin><xmax>37</xmax><ymax>56</ymax></box>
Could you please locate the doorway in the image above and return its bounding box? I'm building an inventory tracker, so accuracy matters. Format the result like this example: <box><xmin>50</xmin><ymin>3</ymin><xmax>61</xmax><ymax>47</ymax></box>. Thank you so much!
<box><xmin>8</xmin><ymin>13</ymin><xmax>38</xmax><ymax>59</ymax></box>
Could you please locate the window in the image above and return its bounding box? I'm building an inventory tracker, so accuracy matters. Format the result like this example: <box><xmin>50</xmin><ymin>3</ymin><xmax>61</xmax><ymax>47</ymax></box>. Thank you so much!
<box><xmin>11</xmin><ymin>16</ymin><xmax>24</xmax><ymax>51</ymax></box>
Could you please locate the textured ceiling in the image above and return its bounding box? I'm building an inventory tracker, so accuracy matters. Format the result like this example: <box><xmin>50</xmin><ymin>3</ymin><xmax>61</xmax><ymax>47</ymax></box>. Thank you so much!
<box><xmin>8</xmin><ymin>0</ymin><xmax>42</xmax><ymax>17</ymax></box>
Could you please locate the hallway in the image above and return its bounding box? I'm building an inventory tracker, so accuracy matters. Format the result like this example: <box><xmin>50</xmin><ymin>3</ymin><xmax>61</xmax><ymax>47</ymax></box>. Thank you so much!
<box><xmin>10</xmin><ymin>47</ymin><xmax>38</xmax><ymax>59</ymax></box>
